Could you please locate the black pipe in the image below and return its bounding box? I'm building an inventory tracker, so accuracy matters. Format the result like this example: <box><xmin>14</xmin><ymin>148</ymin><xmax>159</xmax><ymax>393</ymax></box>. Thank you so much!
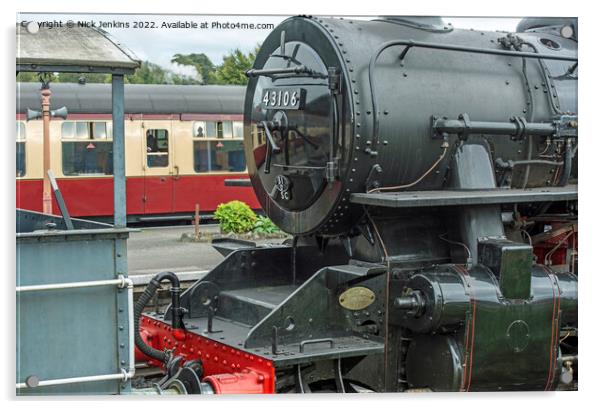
<box><xmin>134</xmin><ymin>271</ymin><xmax>183</xmax><ymax>363</ymax></box>
<box><xmin>559</xmin><ymin>142</ymin><xmax>574</xmax><ymax>186</ymax></box>
<box><xmin>433</xmin><ymin>117</ymin><xmax>557</xmax><ymax>138</ymax></box>
<box><xmin>246</xmin><ymin>66</ymin><xmax>327</xmax><ymax>79</ymax></box>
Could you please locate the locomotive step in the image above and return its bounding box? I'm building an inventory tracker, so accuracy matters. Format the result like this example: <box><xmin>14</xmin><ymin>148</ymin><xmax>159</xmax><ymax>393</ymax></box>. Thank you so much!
<box><xmin>218</xmin><ymin>285</ymin><xmax>299</xmax><ymax>326</ymax></box>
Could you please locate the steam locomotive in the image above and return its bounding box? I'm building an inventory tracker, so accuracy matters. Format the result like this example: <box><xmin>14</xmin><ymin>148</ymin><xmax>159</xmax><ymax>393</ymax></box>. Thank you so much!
<box><xmin>136</xmin><ymin>16</ymin><xmax>578</xmax><ymax>393</ymax></box>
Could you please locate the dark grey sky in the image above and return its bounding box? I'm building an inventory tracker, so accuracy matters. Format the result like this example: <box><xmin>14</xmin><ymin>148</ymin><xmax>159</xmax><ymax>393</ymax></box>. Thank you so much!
<box><xmin>18</xmin><ymin>14</ymin><xmax>521</xmax><ymax>77</ymax></box>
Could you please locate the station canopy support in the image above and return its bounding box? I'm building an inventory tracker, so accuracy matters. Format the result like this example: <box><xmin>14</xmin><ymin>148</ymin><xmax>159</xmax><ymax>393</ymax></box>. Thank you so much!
<box><xmin>16</xmin><ymin>23</ymin><xmax>140</xmax><ymax>227</ymax></box>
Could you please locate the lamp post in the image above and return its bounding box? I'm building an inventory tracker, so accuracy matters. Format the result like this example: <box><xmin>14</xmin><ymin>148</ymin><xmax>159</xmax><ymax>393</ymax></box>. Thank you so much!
<box><xmin>41</xmin><ymin>85</ymin><xmax>52</xmax><ymax>214</ymax></box>
<box><xmin>26</xmin><ymin>73</ymin><xmax>68</xmax><ymax>215</ymax></box>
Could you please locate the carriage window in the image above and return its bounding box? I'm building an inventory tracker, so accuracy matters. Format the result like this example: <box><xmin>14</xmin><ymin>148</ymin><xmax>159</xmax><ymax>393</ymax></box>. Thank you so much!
<box><xmin>193</xmin><ymin>140</ymin><xmax>246</xmax><ymax>173</ymax></box>
<box><xmin>61</xmin><ymin>121</ymin><xmax>113</xmax><ymax>176</ymax></box>
<box><xmin>233</xmin><ymin>121</ymin><xmax>243</xmax><ymax>139</ymax></box>
<box><xmin>193</xmin><ymin>121</ymin><xmax>206</xmax><ymax>138</ymax></box>
<box><xmin>194</xmin><ymin>121</ymin><xmax>233</xmax><ymax>138</ymax></box>
<box><xmin>193</xmin><ymin>120</ymin><xmax>245</xmax><ymax>173</ymax></box>
<box><xmin>16</xmin><ymin>121</ymin><xmax>26</xmax><ymax>177</ymax></box>
<box><xmin>222</xmin><ymin>122</ymin><xmax>233</xmax><ymax>138</ymax></box>
<box><xmin>61</xmin><ymin>122</ymin><xmax>75</xmax><ymax>139</ymax></box>
<box><xmin>62</xmin><ymin>121</ymin><xmax>112</xmax><ymax>140</ymax></box>
<box><xmin>93</xmin><ymin>122</ymin><xmax>111</xmax><ymax>139</ymax></box>
<box><xmin>206</xmin><ymin>122</ymin><xmax>217</xmax><ymax>138</ymax></box>
<box><xmin>146</xmin><ymin>129</ymin><xmax>169</xmax><ymax>167</ymax></box>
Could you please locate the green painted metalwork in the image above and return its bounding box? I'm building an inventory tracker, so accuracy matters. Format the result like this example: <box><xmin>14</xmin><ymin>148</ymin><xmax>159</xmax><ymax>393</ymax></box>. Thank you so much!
<box><xmin>16</xmin><ymin>210</ymin><xmax>134</xmax><ymax>395</ymax></box>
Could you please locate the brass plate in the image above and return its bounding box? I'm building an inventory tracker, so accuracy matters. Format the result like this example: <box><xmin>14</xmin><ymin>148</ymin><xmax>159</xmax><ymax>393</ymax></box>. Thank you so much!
<box><xmin>338</xmin><ymin>286</ymin><xmax>376</xmax><ymax>311</ymax></box>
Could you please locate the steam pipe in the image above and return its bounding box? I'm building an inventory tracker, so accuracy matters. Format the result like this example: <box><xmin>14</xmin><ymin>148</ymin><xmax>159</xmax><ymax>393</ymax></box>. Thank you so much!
<box><xmin>559</xmin><ymin>140</ymin><xmax>574</xmax><ymax>186</ymax></box>
<box><xmin>134</xmin><ymin>271</ymin><xmax>183</xmax><ymax>363</ymax></box>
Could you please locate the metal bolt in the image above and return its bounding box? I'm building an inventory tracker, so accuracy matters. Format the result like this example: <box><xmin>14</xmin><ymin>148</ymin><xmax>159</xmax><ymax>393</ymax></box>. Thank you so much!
<box><xmin>25</xmin><ymin>375</ymin><xmax>39</xmax><ymax>388</ymax></box>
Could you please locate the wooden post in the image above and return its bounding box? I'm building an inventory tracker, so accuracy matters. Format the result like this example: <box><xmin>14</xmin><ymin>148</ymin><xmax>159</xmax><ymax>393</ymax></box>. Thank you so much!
<box><xmin>194</xmin><ymin>203</ymin><xmax>201</xmax><ymax>240</ymax></box>
<box><xmin>41</xmin><ymin>87</ymin><xmax>52</xmax><ymax>214</ymax></box>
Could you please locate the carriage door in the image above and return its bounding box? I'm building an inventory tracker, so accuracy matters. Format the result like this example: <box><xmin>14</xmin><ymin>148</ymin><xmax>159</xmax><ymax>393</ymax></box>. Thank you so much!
<box><xmin>142</xmin><ymin>124</ymin><xmax>175</xmax><ymax>214</ymax></box>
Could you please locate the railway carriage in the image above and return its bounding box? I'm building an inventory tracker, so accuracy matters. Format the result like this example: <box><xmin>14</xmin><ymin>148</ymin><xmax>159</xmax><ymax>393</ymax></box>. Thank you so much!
<box><xmin>16</xmin><ymin>83</ymin><xmax>259</xmax><ymax>222</ymax></box>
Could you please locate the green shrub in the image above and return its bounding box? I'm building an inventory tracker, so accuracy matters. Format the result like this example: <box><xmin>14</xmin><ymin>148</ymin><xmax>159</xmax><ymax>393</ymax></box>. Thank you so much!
<box><xmin>214</xmin><ymin>200</ymin><xmax>257</xmax><ymax>233</ymax></box>
<box><xmin>253</xmin><ymin>215</ymin><xmax>280</xmax><ymax>234</ymax></box>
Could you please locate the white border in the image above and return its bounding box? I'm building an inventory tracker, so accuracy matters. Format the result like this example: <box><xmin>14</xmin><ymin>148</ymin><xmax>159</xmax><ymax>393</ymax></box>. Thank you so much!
<box><xmin>4</xmin><ymin>1</ymin><xmax>599</xmax><ymax>408</ymax></box>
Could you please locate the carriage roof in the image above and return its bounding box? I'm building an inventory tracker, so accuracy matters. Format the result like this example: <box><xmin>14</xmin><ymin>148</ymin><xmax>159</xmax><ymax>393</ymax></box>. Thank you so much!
<box><xmin>16</xmin><ymin>83</ymin><xmax>245</xmax><ymax>115</ymax></box>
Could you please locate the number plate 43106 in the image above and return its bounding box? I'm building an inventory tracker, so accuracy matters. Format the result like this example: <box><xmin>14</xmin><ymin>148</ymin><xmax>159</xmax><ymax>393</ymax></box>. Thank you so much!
<box><xmin>261</xmin><ymin>87</ymin><xmax>306</xmax><ymax>110</ymax></box>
